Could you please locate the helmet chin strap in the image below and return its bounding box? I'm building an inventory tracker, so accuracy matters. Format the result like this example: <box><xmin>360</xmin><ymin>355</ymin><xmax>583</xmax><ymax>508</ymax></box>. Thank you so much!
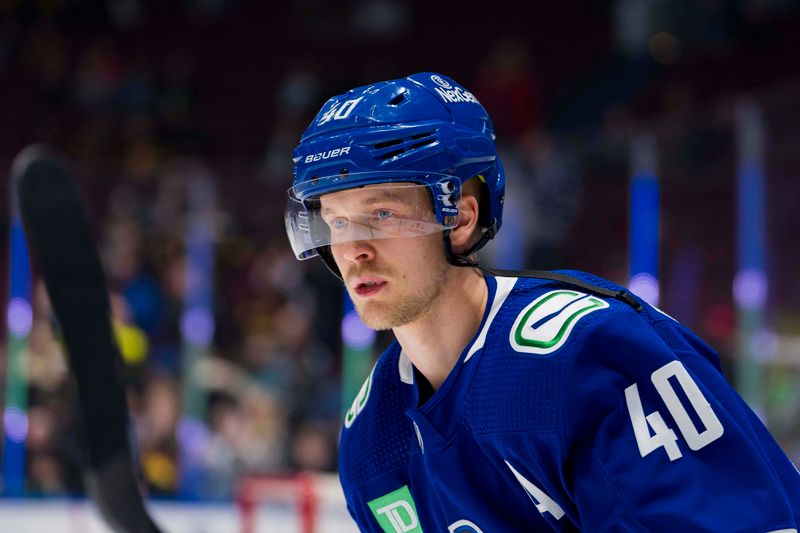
<box><xmin>442</xmin><ymin>219</ymin><xmax>499</xmax><ymax>269</ymax></box>
<box><xmin>443</xmin><ymin>223</ymin><xmax>644</xmax><ymax>313</ymax></box>
<box><xmin>318</xmin><ymin>245</ymin><xmax>344</xmax><ymax>280</ymax></box>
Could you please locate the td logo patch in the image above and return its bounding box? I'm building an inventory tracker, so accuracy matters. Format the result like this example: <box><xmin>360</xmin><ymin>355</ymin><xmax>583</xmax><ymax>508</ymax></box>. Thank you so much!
<box><xmin>368</xmin><ymin>485</ymin><xmax>422</xmax><ymax>533</ymax></box>
<box><xmin>510</xmin><ymin>290</ymin><xmax>608</xmax><ymax>355</ymax></box>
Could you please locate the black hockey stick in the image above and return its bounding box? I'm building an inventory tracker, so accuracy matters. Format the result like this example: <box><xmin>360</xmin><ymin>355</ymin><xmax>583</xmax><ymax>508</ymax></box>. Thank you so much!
<box><xmin>13</xmin><ymin>145</ymin><xmax>162</xmax><ymax>533</ymax></box>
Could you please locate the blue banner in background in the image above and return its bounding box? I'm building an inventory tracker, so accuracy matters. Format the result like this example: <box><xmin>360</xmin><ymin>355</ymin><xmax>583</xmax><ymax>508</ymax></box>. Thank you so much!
<box><xmin>629</xmin><ymin>134</ymin><xmax>660</xmax><ymax>307</ymax></box>
<box><xmin>3</xmin><ymin>213</ymin><xmax>32</xmax><ymax>497</ymax></box>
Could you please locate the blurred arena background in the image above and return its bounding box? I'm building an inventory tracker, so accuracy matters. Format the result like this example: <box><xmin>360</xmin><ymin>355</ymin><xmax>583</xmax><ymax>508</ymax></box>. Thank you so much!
<box><xmin>1</xmin><ymin>0</ymin><xmax>800</xmax><ymax>531</ymax></box>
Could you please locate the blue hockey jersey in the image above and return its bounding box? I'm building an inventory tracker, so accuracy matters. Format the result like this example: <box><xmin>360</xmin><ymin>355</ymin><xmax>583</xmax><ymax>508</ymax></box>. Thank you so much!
<box><xmin>338</xmin><ymin>273</ymin><xmax>800</xmax><ymax>532</ymax></box>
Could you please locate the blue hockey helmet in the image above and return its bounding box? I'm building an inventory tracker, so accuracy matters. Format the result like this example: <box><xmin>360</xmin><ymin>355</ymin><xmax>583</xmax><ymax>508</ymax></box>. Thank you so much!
<box><xmin>285</xmin><ymin>72</ymin><xmax>505</xmax><ymax>277</ymax></box>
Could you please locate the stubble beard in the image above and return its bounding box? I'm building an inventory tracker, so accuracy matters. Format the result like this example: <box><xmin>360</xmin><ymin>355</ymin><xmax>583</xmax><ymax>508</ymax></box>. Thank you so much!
<box><xmin>350</xmin><ymin>260</ymin><xmax>450</xmax><ymax>331</ymax></box>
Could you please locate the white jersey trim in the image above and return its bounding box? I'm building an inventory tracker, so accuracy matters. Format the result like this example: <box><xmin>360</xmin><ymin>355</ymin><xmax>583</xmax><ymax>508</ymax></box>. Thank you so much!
<box><xmin>465</xmin><ymin>276</ymin><xmax>517</xmax><ymax>362</ymax></box>
<box><xmin>398</xmin><ymin>349</ymin><xmax>414</xmax><ymax>384</ymax></box>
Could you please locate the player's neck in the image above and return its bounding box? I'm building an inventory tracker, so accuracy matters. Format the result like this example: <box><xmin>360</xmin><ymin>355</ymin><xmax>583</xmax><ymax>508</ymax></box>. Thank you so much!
<box><xmin>393</xmin><ymin>266</ymin><xmax>488</xmax><ymax>392</ymax></box>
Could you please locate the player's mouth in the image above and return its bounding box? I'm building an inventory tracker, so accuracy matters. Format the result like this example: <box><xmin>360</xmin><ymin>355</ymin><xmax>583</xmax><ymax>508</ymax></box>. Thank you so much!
<box><xmin>352</xmin><ymin>277</ymin><xmax>388</xmax><ymax>297</ymax></box>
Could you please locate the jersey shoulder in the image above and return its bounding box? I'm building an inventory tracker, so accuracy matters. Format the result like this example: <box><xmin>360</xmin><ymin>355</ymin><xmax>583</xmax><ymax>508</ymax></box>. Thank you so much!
<box><xmin>466</xmin><ymin>271</ymin><xmax>665</xmax><ymax>436</ymax></box>
<box><xmin>339</xmin><ymin>341</ymin><xmax>415</xmax><ymax>491</ymax></box>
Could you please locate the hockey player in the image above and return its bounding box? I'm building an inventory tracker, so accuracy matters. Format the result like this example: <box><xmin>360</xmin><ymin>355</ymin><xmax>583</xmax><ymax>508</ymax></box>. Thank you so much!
<box><xmin>284</xmin><ymin>73</ymin><xmax>800</xmax><ymax>532</ymax></box>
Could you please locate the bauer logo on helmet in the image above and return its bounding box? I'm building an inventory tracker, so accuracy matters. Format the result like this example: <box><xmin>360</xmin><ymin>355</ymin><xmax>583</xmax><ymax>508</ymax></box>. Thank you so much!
<box><xmin>304</xmin><ymin>146</ymin><xmax>351</xmax><ymax>164</ymax></box>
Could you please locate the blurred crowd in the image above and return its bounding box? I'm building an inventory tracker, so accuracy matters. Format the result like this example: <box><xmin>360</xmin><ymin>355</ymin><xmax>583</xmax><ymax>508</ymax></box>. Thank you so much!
<box><xmin>2</xmin><ymin>0</ymin><xmax>800</xmax><ymax>500</ymax></box>
<box><xmin>22</xmin><ymin>185</ymin><xmax>346</xmax><ymax>498</ymax></box>
<box><xmin>1</xmin><ymin>0</ymin><xmax>352</xmax><ymax>499</ymax></box>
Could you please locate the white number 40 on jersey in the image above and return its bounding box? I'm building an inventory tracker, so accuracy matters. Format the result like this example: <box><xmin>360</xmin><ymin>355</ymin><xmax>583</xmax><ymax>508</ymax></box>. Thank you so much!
<box><xmin>625</xmin><ymin>361</ymin><xmax>724</xmax><ymax>461</ymax></box>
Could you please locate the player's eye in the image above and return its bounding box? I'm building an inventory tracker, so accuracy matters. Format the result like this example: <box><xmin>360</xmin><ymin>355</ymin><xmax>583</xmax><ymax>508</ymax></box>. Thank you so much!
<box><xmin>328</xmin><ymin>217</ymin><xmax>349</xmax><ymax>231</ymax></box>
<box><xmin>371</xmin><ymin>209</ymin><xmax>396</xmax><ymax>224</ymax></box>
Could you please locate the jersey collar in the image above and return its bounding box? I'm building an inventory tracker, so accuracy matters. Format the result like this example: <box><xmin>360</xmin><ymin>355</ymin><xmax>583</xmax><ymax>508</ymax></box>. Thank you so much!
<box><xmin>397</xmin><ymin>274</ymin><xmax>518</xmax><ymax>404</ymax></box>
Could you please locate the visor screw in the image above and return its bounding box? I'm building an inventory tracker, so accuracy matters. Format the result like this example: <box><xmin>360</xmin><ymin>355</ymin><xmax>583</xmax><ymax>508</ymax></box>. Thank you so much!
<box><xmin>339</xmin><ymin>168</ymin><xmax>349</xmax><ymax>177</ymax></box>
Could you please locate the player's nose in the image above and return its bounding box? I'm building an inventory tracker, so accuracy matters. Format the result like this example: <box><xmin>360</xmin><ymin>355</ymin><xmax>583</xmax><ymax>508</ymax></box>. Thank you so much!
<box><xmin>338</xmin><ymin>239</ymin><xmax>375</xmax><ymax>265</ymax></box>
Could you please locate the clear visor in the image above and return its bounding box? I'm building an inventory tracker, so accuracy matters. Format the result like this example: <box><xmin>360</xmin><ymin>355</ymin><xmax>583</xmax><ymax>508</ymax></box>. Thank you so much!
<box><xmin>285</xmin><ymin>177</ymin><xmax>460</xmax><ymax>260</ymax></box>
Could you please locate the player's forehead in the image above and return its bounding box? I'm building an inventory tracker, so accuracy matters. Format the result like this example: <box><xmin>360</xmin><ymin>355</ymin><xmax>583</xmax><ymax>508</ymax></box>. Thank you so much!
<box><xmin>319</xmin><ymin>182</ymin><xmax>428</xmax><ymax>210</ymax></box>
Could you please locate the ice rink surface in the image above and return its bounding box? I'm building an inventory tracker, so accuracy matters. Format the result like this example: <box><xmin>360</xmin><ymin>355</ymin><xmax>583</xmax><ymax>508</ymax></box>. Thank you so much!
<box><xmin>0</xmin><ymin>498</ymin><xmax>357</xmax><ymax>533</ymax></box>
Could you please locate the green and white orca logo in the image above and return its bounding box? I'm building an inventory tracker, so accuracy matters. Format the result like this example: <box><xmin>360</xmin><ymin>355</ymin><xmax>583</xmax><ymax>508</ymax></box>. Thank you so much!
<box><xmin>510</xmin><ymin>290</ymin><xmax>608</xmax><ymax>355</ymax></box>
<box><xmin>368</xmin><ymin>485</ymin><xmax>422</xmax><ymax>533</ymax></box>
<box><xmin>344</xmin><ymin>367</ymin><xmax>374</xmax><ymax>429</ymax></box>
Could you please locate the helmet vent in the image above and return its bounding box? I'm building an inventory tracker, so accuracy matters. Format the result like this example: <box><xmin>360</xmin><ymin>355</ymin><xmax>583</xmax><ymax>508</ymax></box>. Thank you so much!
<box><xmin>382</xmin><ymin>148</ymin><xmax>405</xmax><ymax>160</ymax></box>
<box><xmin>388</xmin><ymin>89</ymin><xmax>408</xmax><ymax>106</ymax></box>
<box><xmin>373</xmin><ymin>138</ymin><xmax>404</xmax><ymax>150</ymax></box>
<box><xmin>370</xmin><ymin>131</ymin><xmax>436</xmax><ymax>161</ymax></box>
<box><xmin>408</xmin><ymin>139</ymin><xmax>436</xmax><ymax>151</ymax></box>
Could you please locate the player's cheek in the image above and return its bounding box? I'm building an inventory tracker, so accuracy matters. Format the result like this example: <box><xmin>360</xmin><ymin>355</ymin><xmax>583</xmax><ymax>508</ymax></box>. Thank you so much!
<box><xmin>329</xmin><ymin>243</ymin><xmax>349</xmax><ymax>269</ymax></box>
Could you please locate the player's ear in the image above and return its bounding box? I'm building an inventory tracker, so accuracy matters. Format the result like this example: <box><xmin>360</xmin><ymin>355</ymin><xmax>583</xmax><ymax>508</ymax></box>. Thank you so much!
<box><xmin>449</xmin><ymin>187</ymin><xmax>480</xmax><ymax>255</ymax></box>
